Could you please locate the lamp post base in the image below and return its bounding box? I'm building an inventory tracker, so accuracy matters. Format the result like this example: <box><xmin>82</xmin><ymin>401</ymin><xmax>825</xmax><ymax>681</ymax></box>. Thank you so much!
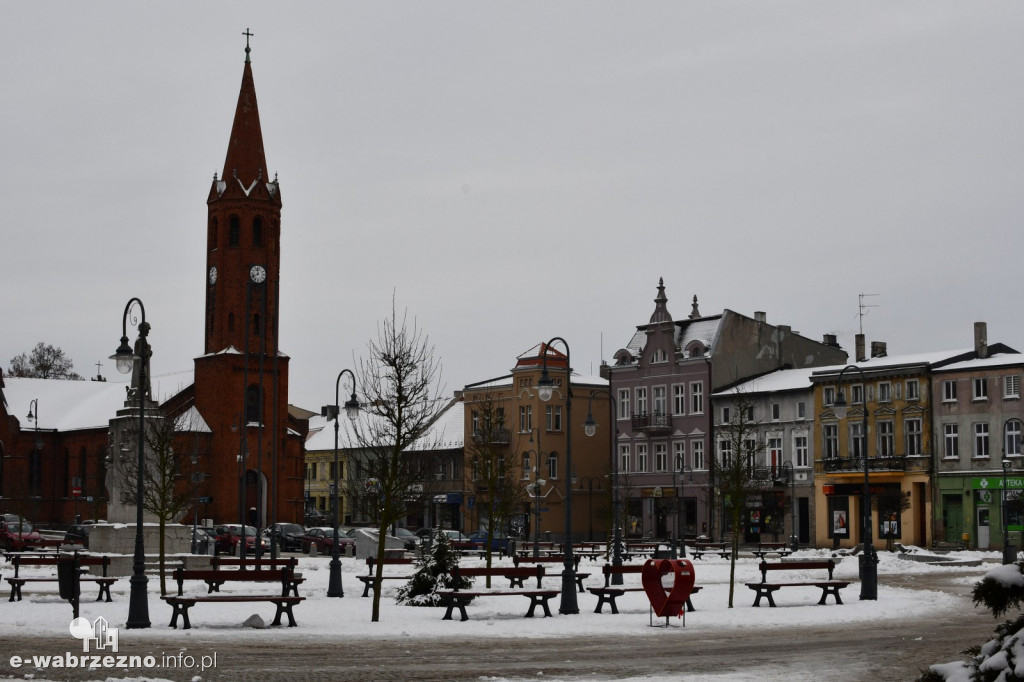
<box><xmin>859</xmin><ymin>545</ymin><xmax>878</xmax><ymax>600</ymax></box>
<box><xmin>327</xmin><ymin>555</ymin><xmax>344</xmax><ymax>598</ymax></box>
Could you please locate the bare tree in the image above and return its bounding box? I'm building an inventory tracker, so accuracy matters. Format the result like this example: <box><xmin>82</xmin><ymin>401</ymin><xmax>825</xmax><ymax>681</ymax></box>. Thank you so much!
<box><xmin>351</xmin><ymin>304</ymin><xmax>446</xmax><ymax>622</ymax></box>
<box><xmin>874</xmin><ymin>488</ymin><xmax>912</xmax><ymax>552</ymax></box>
<box><xmin>114</xmin><ymin>410</ymin><xmax>201</xmax><ymax>595</ymax></box>
<box><xmin>714</xmin><ymin>391</ymin><xmax>771</xmax><ymax>607</ymax></box>
<box><xmin>8</xmin><ymin>342</ymin><xmax>83</xmax><ymax>379</ymax></box>
<box><xmin>465</xmin><ymin>394</ymin><xmax>528</xmax><ymax>579</ymax></box>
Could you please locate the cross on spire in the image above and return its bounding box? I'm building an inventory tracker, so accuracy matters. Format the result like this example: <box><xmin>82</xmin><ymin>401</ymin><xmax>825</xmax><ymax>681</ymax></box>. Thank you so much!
<box><xmin>243</xmin><ymin>28</ymin><xmax>253</xmax><ymax>61</ymax></box>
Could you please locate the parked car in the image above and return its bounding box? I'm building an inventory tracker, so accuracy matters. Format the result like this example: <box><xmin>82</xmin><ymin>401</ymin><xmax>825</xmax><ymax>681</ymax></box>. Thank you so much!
<box><xmin>263</xmin><ymin>523</ymin><xmax>306</xmax><ymax>552</ymax></box>
<box><xmin>1</xmin><ymin>521</ymin><xmax>42</xmax><ymax>552</ymax></box>
<box><xmin>304</xmin><ymin>509</ymin><xmax>329</xmax><ymax>527</ymax></box>
<box><xmin>63</xmin><ymin>524</ymin><xmax>93</xmax><ymax>549</ymax></box>
<box><xmin>467</xmin><ymin>530</ymin><xmax>513</xmax><ymax>553</ymax></box>
<box><xmin>191</xmin><ymin>527</ymin><xmax>212</xmax><ymax>554</ymax></box>
<box><xmin>209</xmin><ymin>524</ymin><xmax>267</xmax><ymax>555</ymax></box>
<box><xmin>301</xmin><ymin>526</ymin><xmax>355</xmax><ymax>554</ymax></box>
<box><xmin>391</xmin><ymin>527</ymin><xmax>418</xmax><ymax>551</ymax></box>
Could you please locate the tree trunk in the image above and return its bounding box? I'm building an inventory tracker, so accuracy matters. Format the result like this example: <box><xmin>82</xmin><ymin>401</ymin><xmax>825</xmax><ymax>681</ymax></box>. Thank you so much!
<box><xmin>371</xmin><ymin>522</ymin><xmax>387</xmax><ymax>622</ymax></box>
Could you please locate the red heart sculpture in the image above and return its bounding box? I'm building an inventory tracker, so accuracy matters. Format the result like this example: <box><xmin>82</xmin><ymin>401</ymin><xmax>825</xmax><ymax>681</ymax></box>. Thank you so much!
<box><xmin>642</xmin><ymin>559</ymin><xmax>696</xmax><ymax>617</ymax></box>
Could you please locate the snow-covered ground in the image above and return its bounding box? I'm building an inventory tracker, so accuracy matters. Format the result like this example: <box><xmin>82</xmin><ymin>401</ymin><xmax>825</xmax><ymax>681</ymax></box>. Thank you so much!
<box><xmin>0</xmin><ymin>546</ymin><xmax>1000</xmax><ymax>681</ymax></box>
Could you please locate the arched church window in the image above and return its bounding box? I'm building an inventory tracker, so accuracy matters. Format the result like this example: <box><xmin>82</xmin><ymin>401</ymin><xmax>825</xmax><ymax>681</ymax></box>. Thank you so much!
<box><xmin>228</xmin><ymin>312</ymin><xmax>235</xmax><ymax>333</ymax></box>
<box><xmin>229</xmin><ymin>215</ymin><xmax>240</xmax><ymax>246</ymax></box>
<box><xmin>253</xmin><ymin>313</ymin><xmax>261</xmax><ymax>336</ymax></box>
<box><xmin>210</xmin><ymin>217</ymin><xmax>218</xmax><ymax>249</ymax></box>
<box><xmin>252</xmin><ymin>217</ymin><xmax>263</xmax><ymax>247</ymax></box>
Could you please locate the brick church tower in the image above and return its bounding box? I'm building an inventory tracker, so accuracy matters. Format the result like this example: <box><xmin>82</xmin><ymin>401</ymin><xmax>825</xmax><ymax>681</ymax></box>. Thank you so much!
<box><xmin>191</xmin><ymin>38</ymin><xmax>304</xmax><ymax>529</ymax></box>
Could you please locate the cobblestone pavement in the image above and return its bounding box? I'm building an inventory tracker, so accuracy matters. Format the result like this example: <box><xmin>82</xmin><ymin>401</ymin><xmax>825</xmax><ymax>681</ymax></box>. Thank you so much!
<box><xmin>0</xmin><ymin>568</ymin><xmax>999</xmax><ymax>681</ymax></box>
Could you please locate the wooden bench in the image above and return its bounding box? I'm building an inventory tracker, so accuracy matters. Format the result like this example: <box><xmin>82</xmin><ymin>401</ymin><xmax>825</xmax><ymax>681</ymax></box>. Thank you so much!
<box><xmin>745</xmin><ymin>560</ymin><xmax>849</xmax><ymax>607</ymax></box>
<box><xmin>162</xmin><ymin>566</ymin><xmax>304</xmax><ymax>629</ymax></box>
<box><xmin>357</xmin><ymin>556</ymin><xmax>416</xmax><ymax>597</ymax></box>
<box><xmin>436</xmin><ymin>565</ymin><xmax>559</xmax><ymax>621</ymax></box>
<box><xmin>587</xmin><ymin>563</ymin><xmax>701</xmax><ymax>615</ymax></box>
<box><xmin>752</xmin><ymin>542</ymin><xmax>793</xmax><ymax>560</ymax></box>
<box><xmin>517</xmin><ymin>541</ymin><xmax>556</xmax><ymax>557</ymax></box>
<box><xmin>208</xmin><ymin>556</ymin><xmax>303</xmax><ymax>595</ymax></box>
<box><xmin>692</xmin><ymin>542</ymin><xmax>731</xmax><ymax>560</ymax></box>
<box><xmin>512</xmin><ymin>555</ymin><xmax>590</xmax><ymax>593</ymax></box>
<box><xmin>6</xmin><ymin>553</ymin><xmax>118</xmax><ymax>602</ymax></box>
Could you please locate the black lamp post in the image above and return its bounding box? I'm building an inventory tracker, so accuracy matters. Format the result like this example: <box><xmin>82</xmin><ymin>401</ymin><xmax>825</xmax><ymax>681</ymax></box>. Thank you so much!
<box><xmin>775</xmin><ymin>460</ymin><xmax>798</xmax><ymax>552</ymax></box>
<box><xmin>110</xmin><ymin>297</ymin><xmax>152</xmax><ymax>629</ymax></box>
<box><xmin>583</xmin><ymin>390</ymin><xmax>623</xmax><ymax>585</ymax></box>
<box><xmin>322</xmin><ymin>369</ymin><xmax>360</xmax><ymax>598</ymax></box>
<box><xmin>673</xmin><ymin>455</ymin><xmax>693</xmax><ymax>559</ymax></box>
<box><xmin>536</xmin><ymin>337</ymin><xmax>578</xmax><ymax>615</ymax></box>
<box><xmin>832</xmin><ymin>364</ymin><xmax>877</xmax><ymax>601</ymax></box>
<box><xmin>527</xmin><ymin>467</ymin><xmax>547</xmax><ymax>558</ymax></box>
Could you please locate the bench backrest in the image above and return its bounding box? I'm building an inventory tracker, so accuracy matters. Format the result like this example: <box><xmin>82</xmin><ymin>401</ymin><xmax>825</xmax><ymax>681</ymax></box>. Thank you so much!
<box><xmin>366</xmin><ymin>556</ymin><xmax>415</xmax><ymax>569</ymax></box>
<box><xmin>601</xmin><ymin>563</ymin><xmax>642</xmax><ymax>587</ymax></box>
<box><xmin>758</xmin><ymin>560</ymin><xmax>835</xmax><ymax>582</ymax></box>
<box><xmin>212</xmin><ymin>556</ymin><xmax>297</xmax><ymax>571</ymax></box>
<box><xmin>450</xmin><ymin>564</ymin><xmax>544</xmax><ymax>589</ymax></box>
<box><xmin>758</xmin><ymin>543</ymin><xmax>788</xmax><ymax>550</ymax></box>
<box><xmin>11</xmin><ymin>552</ymin><xmax>109</xmax><ymax>577</ymax></box>
<box><xmin>173</xmin><ymin>566</ymin><xmax>294</xmax><ymax>596</ymax></box>
<box><xmin>514</xmin><ymin>555</ymin><xmax>582</xmax><ymax>570</ymax></box>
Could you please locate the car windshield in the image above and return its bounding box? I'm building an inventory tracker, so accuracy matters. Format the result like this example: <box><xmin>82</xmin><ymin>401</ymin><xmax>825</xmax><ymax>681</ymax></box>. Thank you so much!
<box><xmin>279</xmin><ymin>524</ymin><xmax>303</xmax><ymax>534</ymax></box>
<box><xmin>8</xmin><ymin>523</ymin><xmax>33</xmax><ymax>533</ymax></box>
<box><xmin>230</xmin><ymin>526</ymin><xmax>258</xmax><ymax>537</ymax></box>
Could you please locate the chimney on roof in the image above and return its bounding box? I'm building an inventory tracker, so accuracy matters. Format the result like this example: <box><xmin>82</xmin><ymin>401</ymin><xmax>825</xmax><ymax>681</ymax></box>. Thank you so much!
<box><xmin>778</xmin><ymin>325</ymin><xmax>791</xmax><ymax>336</ymax></box>
<box><xmin>975</xmin><ymin>322</ymin><xmax>989</xmax><ymax>359</ymax></box>
<box><xmin>754</xmin><ymin>311</ymin><xmax>766</xmax><ymax>323</ymax></box>
<box><xmin>822</xmin><ymin>333</ymin><xmax>839</xmax><ymax>348</ymax></box>
<box><xmin>871</xmin><ymin>341</ymin><xmax>887</xmax><ymax>358</ymax></box>
<box><xmin>855</xmin><ymin>334</ymin><xmax>866</xmax><ymax>363</ymax></box>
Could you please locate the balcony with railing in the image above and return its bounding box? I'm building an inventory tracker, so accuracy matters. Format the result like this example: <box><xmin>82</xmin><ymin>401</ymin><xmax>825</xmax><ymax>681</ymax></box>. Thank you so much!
<box><xmin>471</xmin><ymin>428</ymin><xmax>511</xmax><ymax>445</ymax></box>
<box><xmin>631</xmin><ymin>412</ymin><xmax>672</xmax><ymax>434</ymax></box>
<box><xmin>816</xmin><ymin>455</ymin><xmax>929</xmax><ymax>475</ymax></box>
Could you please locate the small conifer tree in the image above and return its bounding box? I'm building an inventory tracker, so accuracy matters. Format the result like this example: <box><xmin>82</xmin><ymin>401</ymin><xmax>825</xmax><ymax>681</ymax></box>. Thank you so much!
<box><xmin>396</xmin><ymin>528</ymin><xmax>472</xmax><ymax>606</ymax></box>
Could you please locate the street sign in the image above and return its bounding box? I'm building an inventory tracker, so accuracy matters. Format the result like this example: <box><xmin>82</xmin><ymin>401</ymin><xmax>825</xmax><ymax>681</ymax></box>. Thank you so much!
<box><xmin>198</xmin><ymin>496</ymin><xmax>213</xmax><ymax>504</ymax></box>
<box><xmin>329</xmin><ymin>484</ymin><xmax>336</xmax><ymax>496</ymax></box>
<box><xmin>72</xmin><ymin>487</ymin><xmax>82</xmax><ymax>497</ymax></box>
<box><xmin>538</xmin><ymin>507</ymin><xmax>550</xmax><ymax>512</ymax></box>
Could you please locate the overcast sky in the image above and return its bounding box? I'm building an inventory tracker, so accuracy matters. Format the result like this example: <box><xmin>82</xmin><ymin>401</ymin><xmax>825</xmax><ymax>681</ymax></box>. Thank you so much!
<box><xmin>2</xmin><ymin>2</ymin><xmax>1022</xmax><ymax>409</ymax></box>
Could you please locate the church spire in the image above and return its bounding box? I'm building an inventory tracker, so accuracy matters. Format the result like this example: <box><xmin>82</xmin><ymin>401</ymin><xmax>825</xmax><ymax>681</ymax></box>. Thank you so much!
<box><xmin>222</xmin><ymin>33</ymin><xmax>269</xmax><ymax>189</ymax></box>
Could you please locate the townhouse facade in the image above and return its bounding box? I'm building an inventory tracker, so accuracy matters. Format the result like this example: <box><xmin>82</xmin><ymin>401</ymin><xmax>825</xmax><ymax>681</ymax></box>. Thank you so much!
<box><xmin>462</xmin><ymin>343</ymin><xmax>609</xmax><ymax>542</ymax></box>
<box><xmin>932</xmin><ymin>351</ymin><xmax>1024</xmax><ymax>551</ymax></box>
<box><xmin>605</xmin><ymin>279</ymin><xmax>847</xmax><ymax>543</ymax></box>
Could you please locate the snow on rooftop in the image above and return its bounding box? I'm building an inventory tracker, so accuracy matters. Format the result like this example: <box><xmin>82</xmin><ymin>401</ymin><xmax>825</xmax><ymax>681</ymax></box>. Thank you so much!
<box><xmin>714</xmin><ymin>367</ymin><xmax>818</xmax><ymax>396</ymax></box>
<box><xmin>934</xmin><ymin>352</ymin><xmax>1024</xmax><ymax>373</ymax></box>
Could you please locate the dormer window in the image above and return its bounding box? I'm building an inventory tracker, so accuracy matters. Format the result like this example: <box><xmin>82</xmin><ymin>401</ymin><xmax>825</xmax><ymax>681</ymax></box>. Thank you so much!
<box><xmin>651</xmin><ymin>349</ymin><xmax>668</xmax><ymax>364</ymax></box>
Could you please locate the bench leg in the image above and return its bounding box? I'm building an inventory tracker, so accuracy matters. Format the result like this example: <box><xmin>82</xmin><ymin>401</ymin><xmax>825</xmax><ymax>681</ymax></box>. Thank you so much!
<box><xmin>686</xmin><ymin>596</ymin><xmax>696</xmax><ymax>613</ymax></box>
<box><xmin>441</xmin><ymin>596</ymin><xmax>469</xmax><ymax>622</ymax></box>
<box><xmin>272</xmin><ymin>600</ymin><xmax>298</xmax><ymax>627</ymax></box>
<box><xmin>167</xmin><ymin>601</ymin><xmax>193</xmax><ymax>630</ymax></box>
<box><xmin>96</xmin><ymin>582</ymin><xmax>112</xmax><ymax>602</ymax></box>
<box><xmin>819</xmin><ymin>586</ymin><xmax>844</xmax><ymax>606</ymax></box>
<box><xmin>525</xmin><ymin>595</ymin><xmax>554</xmax><ymax>618</ymax></box>
<box><xmin>361</xmin><ymin>579</ymin><xmax>371</xmax><ymax>598</ymax></box>
<box><xmin>751</xmin><ymin>587</ymin><xmax>778</xmax><ymax>607</ymax></box>
<box><xmin>9</xmin><ymin>581</ymin><xmax>23</xmax><ymax>602</ymax></box>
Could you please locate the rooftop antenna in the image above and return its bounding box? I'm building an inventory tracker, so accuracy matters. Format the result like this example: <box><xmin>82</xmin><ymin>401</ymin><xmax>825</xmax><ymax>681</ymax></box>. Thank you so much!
<box><xmin>859</xmin><ymin>293</ymin><xmax>880</xmax><ymax>335</ymax></box>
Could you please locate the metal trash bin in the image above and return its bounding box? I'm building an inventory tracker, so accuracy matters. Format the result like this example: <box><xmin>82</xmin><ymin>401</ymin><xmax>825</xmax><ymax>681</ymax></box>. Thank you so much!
<box><xmin>57</xmin><ymin>555</ymin><xmax>81</xmax><ymax>618</ymax></box>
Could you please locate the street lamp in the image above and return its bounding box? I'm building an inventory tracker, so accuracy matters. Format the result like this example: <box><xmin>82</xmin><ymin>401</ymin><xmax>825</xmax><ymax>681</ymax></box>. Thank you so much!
<box><xmin>322</xmin><ymin>369</ymin><xmax>360</xmax><ymax>598</ymax></box>
<box><xmin>578</xmin><ymin>476</ymin><xmax>601</xmax><ymax>542</ymax></box>
<box><xmin>25</xmin><ymin>399</ymin><xmax>41</xmax><ymax>511</ymax></box>
<box><xmin>673</xmin><ymin>454</ymin><xmax>693</xmax><ymax>559</ymax></box>
<box><xmin>527</xmin><ymin>469</ymin><xmax>549</xmax><ymax>558</ymax></box>
<box><xmin>832</xmin><ymin>364</ymin><xmax>877</xmax><ymax>601</ymax></box>
<box><xmin>583</xmin><ymin>390</ymin><xmax>623</xmax><ymax>585</ymax></box>
<box><xmin>536</xmin><ymin>336</ymin><xmax>578</xmax><ymax>615</ymax></box>
<box><xmin>110</xmin><ymin>296</ymin><xmax>152</xmax><ymax>628</ymax></box>
<box><xmin>774</xmin><ymin>460</ymin><xmax>798</xmax><ymax>552</ymax></box>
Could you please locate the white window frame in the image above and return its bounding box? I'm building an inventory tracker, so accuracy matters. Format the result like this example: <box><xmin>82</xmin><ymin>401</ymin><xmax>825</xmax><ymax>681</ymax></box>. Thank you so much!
<box><xmin>619</xmin><ymin>444</ymin><xmax>630</xmax><ymax>473</ymax></box>
<box><xmin>618</xmin><ymin>389</ymin><xmax>631</xmax><ymax>420</ymax></box>
<box><xmin>878</xmin><ymin>382</ymin><xmax>892</xmax><ymax>403</ymax></box>
<box><xmin>943</xmin><ymin>380</ymin><xmax>958</xmax><ymax>403</ymax></box>
<box><xmin>905</xmin><ymin>418</ymin><xmax>922</xmax><ymax>456</ymax></box>
<box><xmin>906</xmin><ymin>379</ymin><xmax>920</xmax><ymax>401</ymax></box>
<box><xmin>721</xmin><ymin>406</ymin><xmax>731</xmax><ymax>424</ymax></box>
<box><xmin>973</xmin><ymin>422</ymin><xmax>990</xmax><ymax>459</ymax></box>
<box><xmin>673</xmin><ymin>441</ymin><xmax>686</xmax><ymax>471</ymax></box>
<box><xmin>653</xmin><ymin>386</ymin><xmax>667</xmax><ymax>416</ymax></box>
<box><xmin>795</xmin><ymin>435</ymin><xmax>809</xmax><ymax>467</ymax></box>
<box><xmin>548</xmin><ymin>452</ymin><xmax>559</xmax><ymax>479</ymax></box>
<box><xmin>824</xmin><ymin>423</ymin><xmax>839</xmax><ymax>459</ymax></box>
<box><xmin>692</xmin><ymin>440</ymin><xmax>705</xmax><ymax>470</ymax></box>
<box><xmin>973</xmin><ymin>378</ymin><xmax>988</xmax><ymax>402</ymax></box>
<box><xmin>1006</xmin><ymin>420</ymin><xmax>1022</xmax><ymax>457</ymax></box>
<box><xmin>878</xmin><ymin>420</ymin><xmax>894</xmax><ymax>457</ymax></box>
<box><xmin>546</xmin><ymin>405</ymin><xmax>563</xmax><ymax>432</ymax></box>
<box><xmin>655</xmin><ymin>443</ymin><xmax>668</xmax><ymax>472</ymax></box>
<box><xmin>1005</xmin><ymin>375</ymin><xmax>1021</xmax><ymax>399</ymax></box>
<box><xmin>690</xmin><ymin>382</ymin><xmax>704</xmax><ymax>414</ymax></box>
<box><xmin>823</xmin><ymin>386</ymin><xmax>836</xmax><ymax>406</ymax></box>
<box><xmin>636</xmin><ymin>387</ymin><xmax>648</xmax><ymax>416</ymax></box>
<box><xmin>673</xmin><ymin>384</ymin><xmax>686</xmax><ymax>416</ymax></box>
<box><xmin>636</xmin><ymin>443</ymin><xmax>648</xmax><ymax>473</ymax></box>
<box><xmin>943</xmin><ymin>424</ymin><xmax>959</xmax><ymax>459</ymax></box>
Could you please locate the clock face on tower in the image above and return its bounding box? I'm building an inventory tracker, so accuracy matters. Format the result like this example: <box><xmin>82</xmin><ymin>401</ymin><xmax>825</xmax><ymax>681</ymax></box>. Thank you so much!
<box><xmin>208</xmin><ymin>266</ymin><xmax>217</xmax><ymax>284</ymax></box>
<box><xmin>249</xmin><ymin>265</ymin><xmax>267</xmax><ymax>283</ymax></box>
